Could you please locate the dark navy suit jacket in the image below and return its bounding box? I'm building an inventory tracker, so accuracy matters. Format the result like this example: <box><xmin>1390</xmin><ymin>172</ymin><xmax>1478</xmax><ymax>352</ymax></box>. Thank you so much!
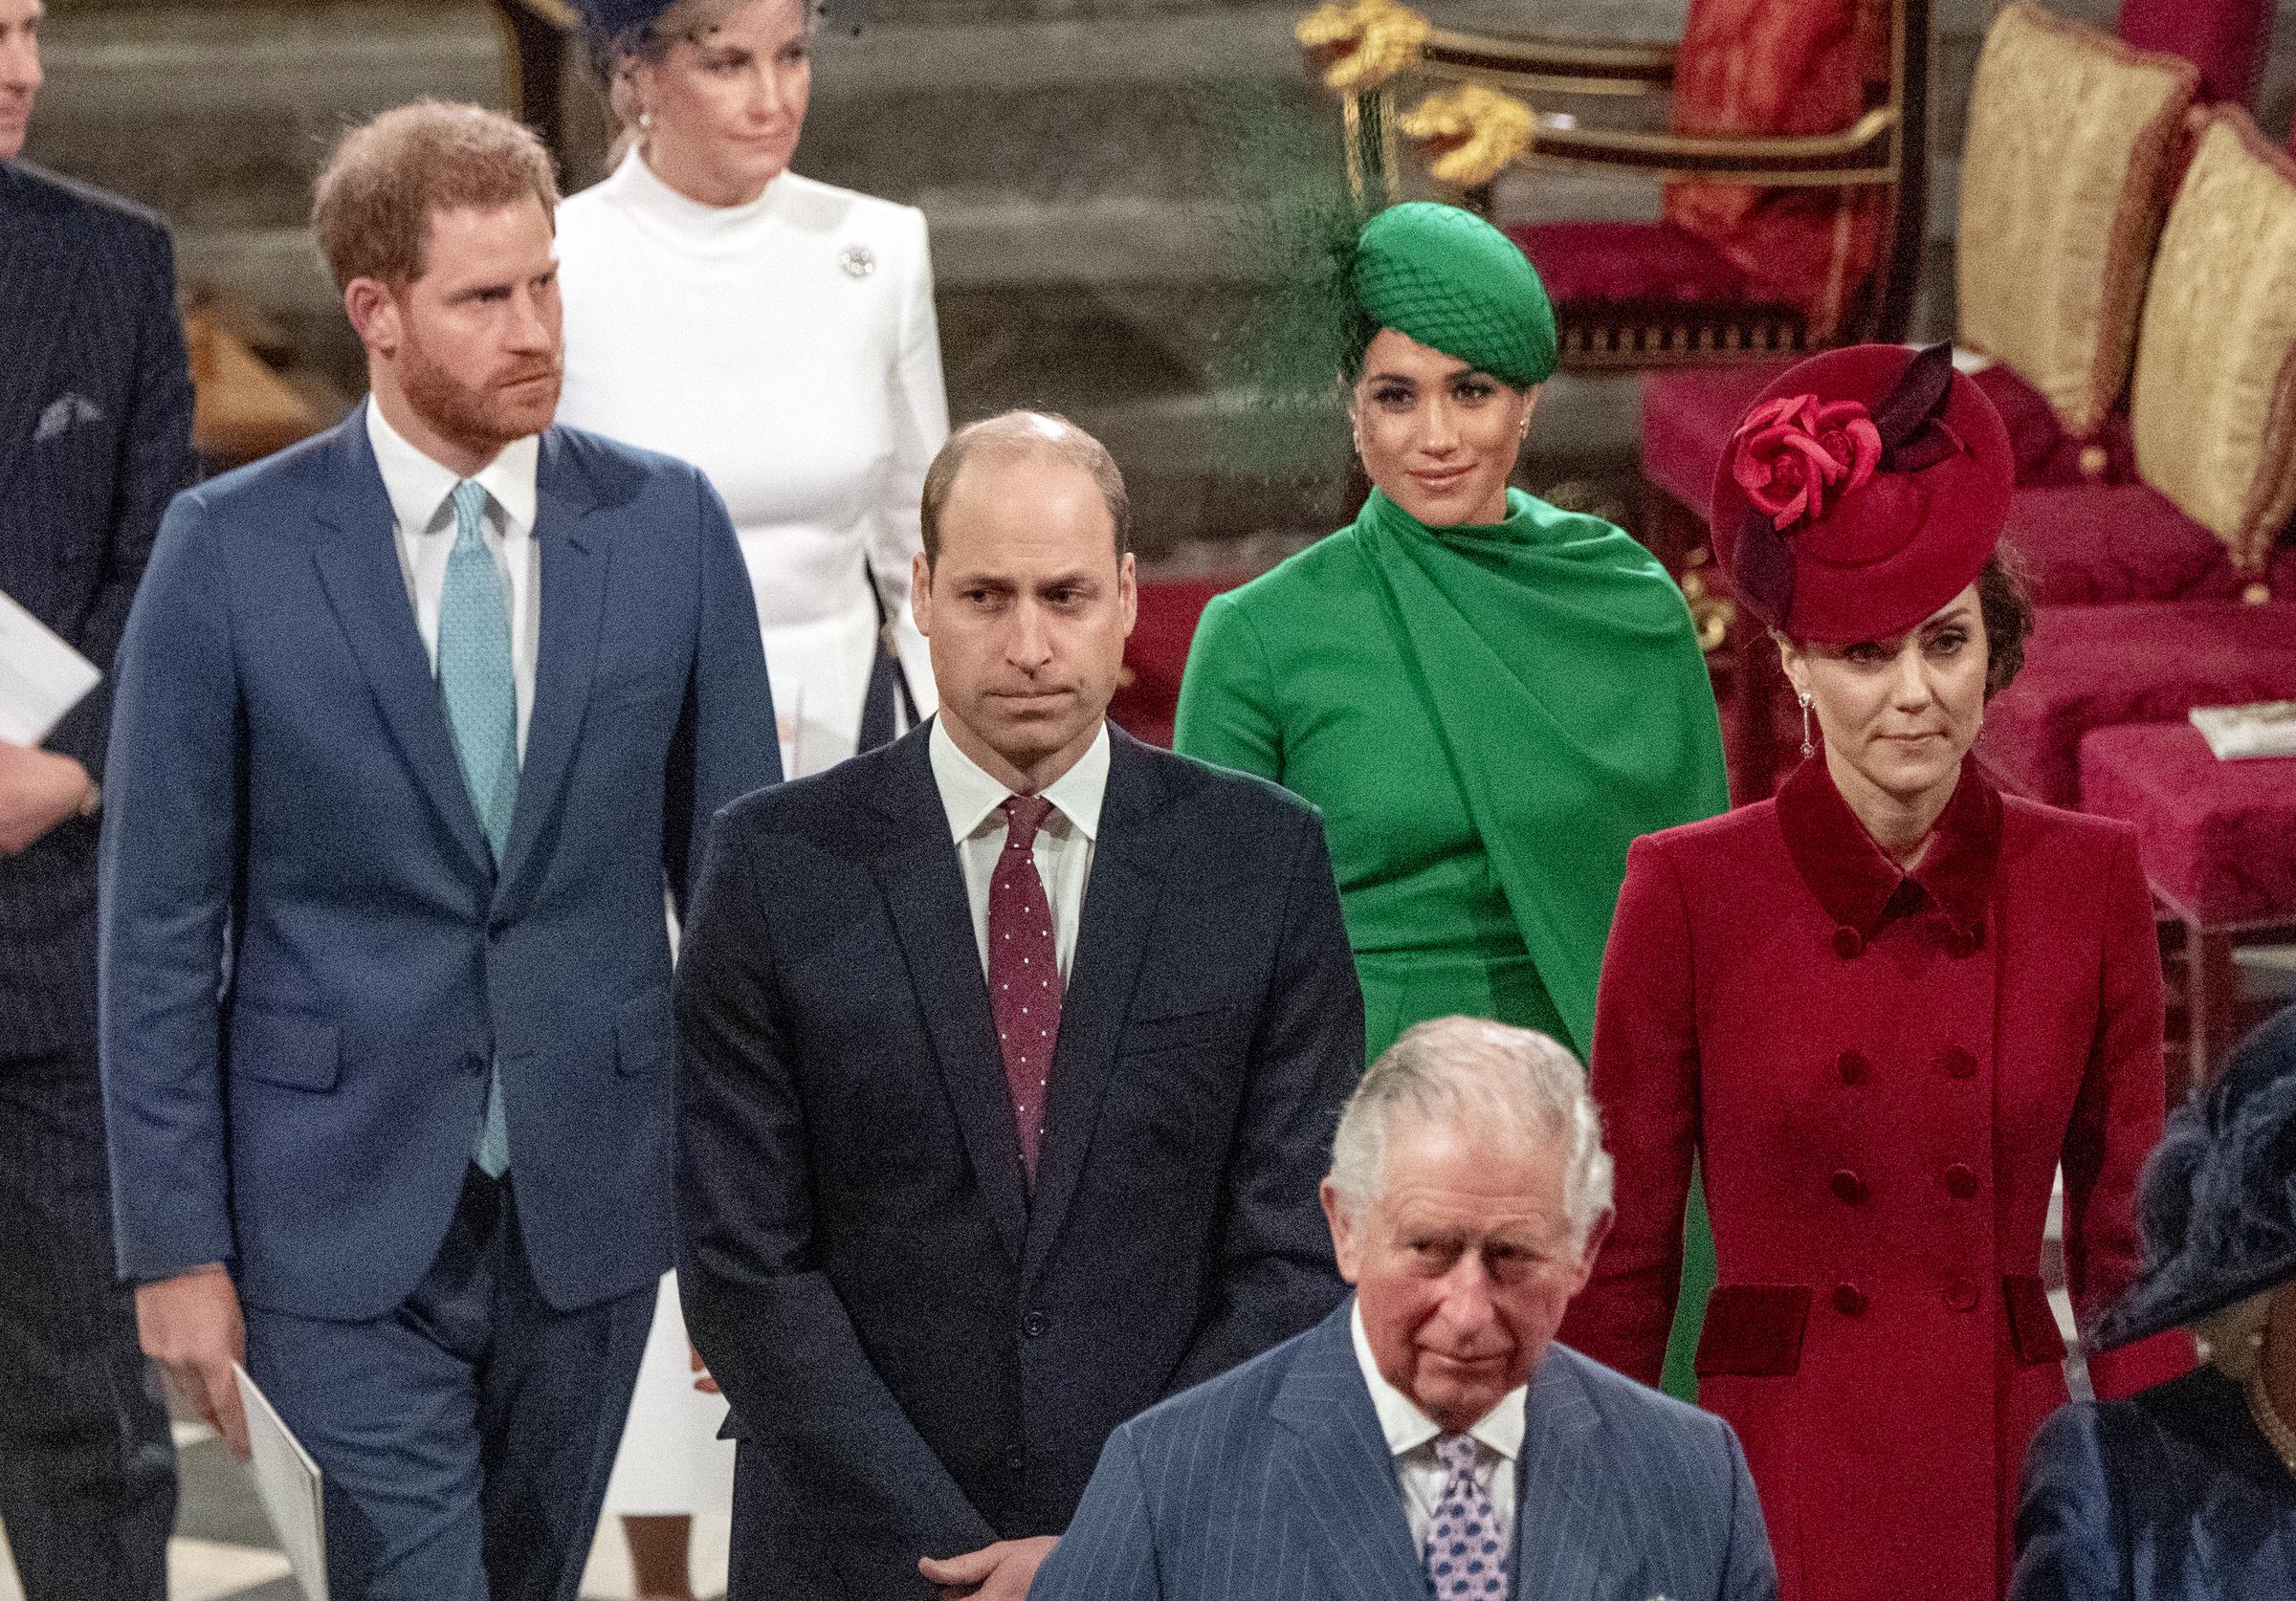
<box><xmin>1034</xmin><ymin>1301</ymin><xmax>1780</xmax><ymax>1601</ymax></box>
<box><xmin>2011</xmin><ymin>1367</ymin><xmax>2296</xmax><ymax>1601</ymax></box>
<box><xmin>99</xmin><ymin>411</ymin><xmax>779</xmax><ymax>1318</ymax></box>
<box><xmin>0</xmin><ymin>161</ymin><xmax>193</xmax><ymax>1057</ymax></box>
<box><xmin>675</xmin><ymin>722</ymin><xmax>1363</xmax><ymax>1599</ymax></box>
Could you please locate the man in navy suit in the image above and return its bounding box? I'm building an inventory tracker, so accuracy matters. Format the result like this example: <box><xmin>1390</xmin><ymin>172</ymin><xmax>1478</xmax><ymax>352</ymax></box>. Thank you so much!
<box><xmin>0</xmin><ymin>2</ymin><xmax>190</xmax><ymax>1594</ymax></box>
<box><xmin>1035</xmin><ymin>1016</ymin><xmax>1780</xmax><ymax>1601</ymax></box>
<box><xmin>99</xmin><ymin>101</ymin><xmax>778</xmax><ymax>1600</ymax></box>
<box><xmin>675</xmin><ymin>410</ymin><xmax>1363</xmax><ymax>1601</ymax></box>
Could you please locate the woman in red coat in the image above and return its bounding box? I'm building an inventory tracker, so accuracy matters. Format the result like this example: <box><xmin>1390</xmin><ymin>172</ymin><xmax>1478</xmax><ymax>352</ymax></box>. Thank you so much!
<box><xmin>1559</xmin><ymin>344</ymin><xmax>2191</xmax><ymax>1601</ymax></box>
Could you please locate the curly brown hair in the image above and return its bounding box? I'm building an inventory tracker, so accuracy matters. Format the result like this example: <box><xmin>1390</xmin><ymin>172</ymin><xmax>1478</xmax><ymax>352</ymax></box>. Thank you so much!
<box><xmin>1976</xmin><ymin>547</ymin><xmax>2036</xmax><ymax>698</ymax></box>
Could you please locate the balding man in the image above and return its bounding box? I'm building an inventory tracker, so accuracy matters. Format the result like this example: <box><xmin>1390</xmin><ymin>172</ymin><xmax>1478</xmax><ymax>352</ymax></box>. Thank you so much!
<box><xmin>676</xmin><ymin>411</ymin><xmax>1364</xmax><ymax>1601</ymax></box>
<box><xmin>1035</xmin><ymin>1016</ymin><xmax>1780</xmax><ymax>1601</ymax></box>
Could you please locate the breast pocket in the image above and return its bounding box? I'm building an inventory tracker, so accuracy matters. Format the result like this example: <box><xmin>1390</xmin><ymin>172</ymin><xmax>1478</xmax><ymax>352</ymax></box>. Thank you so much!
<box><xmin>1118</xmin><ymin>1004</ymin><xmax>1247</xmax><ymax>1059</ymax></box>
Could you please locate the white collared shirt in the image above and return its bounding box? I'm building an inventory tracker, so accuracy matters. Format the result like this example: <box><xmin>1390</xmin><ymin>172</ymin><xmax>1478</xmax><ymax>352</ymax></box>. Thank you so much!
<box><xmin>1351</xmin><ymin>1299</ymin><xmax>1524</xmax><ymax>1559</ymax></box>
<box><xmin>927</xmin><ymin>717</ymin><xmax>1109</xmax><ymax>981</ymax></box>
<box><xmin>364</xmin><ymin>398</ymin><xmax>542</xmax><ymax>757</ymax></box>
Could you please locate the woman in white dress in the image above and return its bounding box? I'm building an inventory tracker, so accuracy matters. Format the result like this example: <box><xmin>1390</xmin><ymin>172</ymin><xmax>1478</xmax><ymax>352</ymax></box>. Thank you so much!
<box><xmin>558</xmin><ymin>2</ymin><xmax>948</xmax><ymax>1594</ymax></box>
<box><xmin>563</xmin><ymin>0</ymin><xmax>946</xmax><ymax>781</ymax></box>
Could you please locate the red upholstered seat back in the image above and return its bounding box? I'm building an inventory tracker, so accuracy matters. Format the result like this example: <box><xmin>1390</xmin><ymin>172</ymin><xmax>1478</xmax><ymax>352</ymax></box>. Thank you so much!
<box><xmin>2117</xmin><ymin>0</ymin><xmax>2271</xmax><ymax>105</ymax></box>
<box><xmin>1661</xmin><ymin>0</ymin><xmax>1892</xmax><ymax>340</ymax></box>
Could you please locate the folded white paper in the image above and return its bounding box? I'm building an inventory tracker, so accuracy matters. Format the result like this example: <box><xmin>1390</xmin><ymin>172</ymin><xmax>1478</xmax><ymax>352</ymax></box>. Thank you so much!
<box><xmin>233</xmin><ymin>1363</ymin><xmax>330</xmax><ymax>1601</ymax></box>
<box><xmin>2190</xmin><ymin>700</ymin><xmax>2296</xmax><ymax>761</ymax></box>
<box><xmin>0</xmin><ymin>586</ymin><xmax>100</xmax><ymax>746</ymax></box>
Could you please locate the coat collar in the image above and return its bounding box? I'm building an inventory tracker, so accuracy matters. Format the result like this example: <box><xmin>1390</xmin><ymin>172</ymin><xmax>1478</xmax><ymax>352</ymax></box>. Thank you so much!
<box><xmin>1777</xmin><ymin>752</ymin><xmax>2002</xmax><ymax>942</ymax></box>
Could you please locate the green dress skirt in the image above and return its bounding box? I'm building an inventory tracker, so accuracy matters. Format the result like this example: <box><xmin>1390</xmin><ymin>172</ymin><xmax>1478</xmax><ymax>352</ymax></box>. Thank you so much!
<box><xmin>1174</xmin><ymin>486</ymin><xmax>1729</xmax><ymax>1398</ymax></box>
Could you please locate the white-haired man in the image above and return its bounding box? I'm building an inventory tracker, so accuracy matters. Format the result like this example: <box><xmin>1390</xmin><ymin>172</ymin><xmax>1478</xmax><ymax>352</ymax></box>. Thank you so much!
<box><xmin>1032</xmin><ymin>1016</ymin><xmax>1780</xmax><ymax>1601</ymax></box>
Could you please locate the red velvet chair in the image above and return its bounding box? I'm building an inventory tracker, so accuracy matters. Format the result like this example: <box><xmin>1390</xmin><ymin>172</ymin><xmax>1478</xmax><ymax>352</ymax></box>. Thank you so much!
<box><xmin>2118</xmin><ymin>0</ymin><xmax>2272</xmax><ymax>106</ymax></box>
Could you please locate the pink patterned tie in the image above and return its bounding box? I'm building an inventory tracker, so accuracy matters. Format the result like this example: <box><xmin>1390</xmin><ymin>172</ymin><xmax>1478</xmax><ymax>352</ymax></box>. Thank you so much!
<box><xmin>989</xmin><ymin>795</ymin><xmax>1063</xmax><ymax>1182</ymax></box>
<box><xmin>1426</xmin><ymin>1434</ymin><xmax>1508</xmax><ymax>1599</ymax></box>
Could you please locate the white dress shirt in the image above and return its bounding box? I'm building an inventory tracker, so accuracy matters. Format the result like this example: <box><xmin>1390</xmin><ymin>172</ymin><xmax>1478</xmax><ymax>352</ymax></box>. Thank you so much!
<box><xmin>364</xmin><ymin>399</ymin><xmax>541</xmax><ymax>758</ymax></box>
<box><xmin>928</xmin><ymin>717</ymin><xmax>1109</xmax><ymax>982</ymax></box>
<box><xmin>1351</xmin><ymin>1299</ymin><xmax>1524</xmax><ymax>1559</ymax></box>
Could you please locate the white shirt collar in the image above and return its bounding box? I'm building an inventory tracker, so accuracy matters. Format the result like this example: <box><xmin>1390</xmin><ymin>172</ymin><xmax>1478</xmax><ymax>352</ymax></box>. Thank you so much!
<box><xmin>1349</xmin><ymin>1298</ymin><xmax>1526</xmax><ymax>1465</ymax></box>
<box><xmin>364</xmin><ymin>396</ymin><xmax>540</xmax><ymax>539</ymax></box>
<box><xmin>928</xmin><ymin>716</ymin><xmax>1110</xmax><ymax>845</ymax></box>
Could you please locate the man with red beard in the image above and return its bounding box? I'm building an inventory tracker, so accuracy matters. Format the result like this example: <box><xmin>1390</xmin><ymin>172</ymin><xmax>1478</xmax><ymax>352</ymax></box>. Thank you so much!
<box><xmin>98</xmin><ymin>100</ymin><xmax>778</xmax><ymax>1601</ymax></box>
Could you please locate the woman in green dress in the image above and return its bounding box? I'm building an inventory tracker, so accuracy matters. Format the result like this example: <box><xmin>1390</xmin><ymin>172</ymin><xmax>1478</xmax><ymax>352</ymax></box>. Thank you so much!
<box><xmin>1173</xmin><ymin>202</ymin><xmax>1730</xmax><ymax>1391</ymax></box>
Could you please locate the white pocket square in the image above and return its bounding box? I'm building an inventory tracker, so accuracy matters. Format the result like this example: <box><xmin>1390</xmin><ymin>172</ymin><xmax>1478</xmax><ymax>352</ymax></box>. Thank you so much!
<box><xmin>33</xmin><ymin>392</ymin><xmax>104</xmax><ymax>443</ymax></box>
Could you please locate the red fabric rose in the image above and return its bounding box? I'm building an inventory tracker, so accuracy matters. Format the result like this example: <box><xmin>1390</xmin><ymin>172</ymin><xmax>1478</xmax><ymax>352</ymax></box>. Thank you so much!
<box><xmin>1730</xmin><ymin>394</ymin><xmax>1884</xmax><ymax>530</ymax></box>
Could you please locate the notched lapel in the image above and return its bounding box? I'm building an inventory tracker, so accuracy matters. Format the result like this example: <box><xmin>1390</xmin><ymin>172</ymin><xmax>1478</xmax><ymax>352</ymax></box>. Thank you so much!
<box><xmin>495</xmin><ymin>447</ymin><xmax>607</xmax><ymax>908</ymax></box>
<box><xmin>309</xmin><ymin>421</ymin><xmax>494</xmax><ymax>881</ymax></box>
<box><xmin>871</xmin><ymin>737</ymin><xmax>1030</xmax><ymax>1263</ymax></box>
<box><xmin>1022</xmin><ymin>739</ymin><xmax>1174</xmax><ymax>1282</ymax></box>
<box><xmin>1510</xmin><ymin>1354</ymin><xmax>1635</xmax><ymax>1601</ymax></box>
<box><xmin>1269</xmin><ymin>1310</ymin><xmax>1426</xmax><ymax>1601</ymax></box>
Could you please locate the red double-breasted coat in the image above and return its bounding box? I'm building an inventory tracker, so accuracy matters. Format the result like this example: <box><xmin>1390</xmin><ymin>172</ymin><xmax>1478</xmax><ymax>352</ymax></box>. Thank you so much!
<box><xmin>1560</xmin><ymin>756</ymin><xmax>2191</xmax><ymax>1601</ymax></box>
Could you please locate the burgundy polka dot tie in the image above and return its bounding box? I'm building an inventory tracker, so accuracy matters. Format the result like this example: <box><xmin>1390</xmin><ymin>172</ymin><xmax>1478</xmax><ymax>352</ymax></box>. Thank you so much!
<box><xmin>989</xmin><ymin>795</ymin><xmax>1063</xmax><ymax>1183</ymax></box>
<box><xmin>1426</xmin><ymin>1434</ymin><xmax>1508</xmax><ymax>1599</ymax></box>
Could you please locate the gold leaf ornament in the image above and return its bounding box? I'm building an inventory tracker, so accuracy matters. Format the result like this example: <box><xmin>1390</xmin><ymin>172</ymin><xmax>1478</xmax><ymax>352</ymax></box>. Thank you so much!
<box><xmin>1399</xmin><ymin>83</ymin><xmax>1534</xmax><ymax>188</ymax></box>
<box><xmin>1295</xmin><ymin>0</ymin><xmax>1431</xmax><ymax>92</ymax></box>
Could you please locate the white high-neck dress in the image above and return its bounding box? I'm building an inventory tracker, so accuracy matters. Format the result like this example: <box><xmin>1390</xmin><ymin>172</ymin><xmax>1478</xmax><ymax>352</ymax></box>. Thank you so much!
<box><xmin>558</xmin><ymin>148</ymin><xmax>948</xmax><ymax>779</ymax></box>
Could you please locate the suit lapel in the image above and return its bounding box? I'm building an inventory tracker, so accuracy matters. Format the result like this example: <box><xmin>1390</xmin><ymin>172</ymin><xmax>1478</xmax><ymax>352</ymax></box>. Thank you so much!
<box><xmin>1510</xmin><ymin>1352</ymin><xmax>1633</xmax><ymax>1601</ymax></box>
<box><xmin>0</xmin><ymin>170</ymin><xmax>85</xmax><ymax>498</ymax></box>
<box><xmin>493</xmin><ymin>430</ymin><xmax>607</xmax><ymax>910</ymax></box>
<box><xmin>870</xmin><ymin>730</ymin><xmax>1029</xmax><ymax>1265</ymax></box>
<box><xmin>308</xmin><ymin>415</ymin><xmax>494</xmax><ymax>880</ymax></box>
<box><xmin>1270</xmin><ymin>1304</ymin><xmax>1428</xmax><ymax>1601</ymax></box>
<box><xmin>1021</xmin><ymin>730</ymin><xmax>1171</xmax><ymax>1284</ymax></box>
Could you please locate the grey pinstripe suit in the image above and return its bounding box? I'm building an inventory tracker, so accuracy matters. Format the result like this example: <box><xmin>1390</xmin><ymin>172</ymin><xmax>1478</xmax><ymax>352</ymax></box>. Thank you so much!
<box><xmin>0</xmin><ymin>158</ymin><xmax>191</xmax><ymax>1601</ymax></box>
<box><xmin>1033</xmin><ymin>1300</ymin><xmax>1778</xmax><ymax>1601</ymax></box>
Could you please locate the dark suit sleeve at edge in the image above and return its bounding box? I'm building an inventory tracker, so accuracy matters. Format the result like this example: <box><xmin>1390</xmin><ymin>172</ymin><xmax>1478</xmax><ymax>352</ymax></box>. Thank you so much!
<box><xmin>1028</xmin><ymin>1422</ymin><xmax>1162</xmax><ymax>1600</ymax></box>
<box><xmin>47</xmin><ymin>221</ymin><xmax>195</xmax><ymax>777</ymax></box>
<box><xmin>1169</xmin><ymin>807</ymin><xmax>1359</xmax><ymax>1393</ymax></box>
<box><xmin>674</xmin><ymin>811</ymin><xmax>995</xmax><ymax>1576</ymax></box>
<box><xmin>98</xmin><ymin>492</ymin><xmax>242</xmax><ymax>1281</ymax></box>
<box><xmin>665</xmin><ymin>470</ymin><xmax>779</xmax><ymax>915</ymax></box>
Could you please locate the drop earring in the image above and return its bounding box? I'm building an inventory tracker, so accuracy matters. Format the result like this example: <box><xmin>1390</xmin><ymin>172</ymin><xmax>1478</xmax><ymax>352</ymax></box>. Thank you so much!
<box><xmin>1799</xmin><ymin>691</ymin><xmax>1816</xmax><ymax>758</ymax></box>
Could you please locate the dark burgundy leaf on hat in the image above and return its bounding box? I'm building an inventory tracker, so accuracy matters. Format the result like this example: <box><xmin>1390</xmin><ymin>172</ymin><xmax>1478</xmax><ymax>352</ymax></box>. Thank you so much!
<box><xmin>1870</xmin><ymin>343</ymin><xmax>1955</xmax><ymax>454</ymax></box>
<box><xmin>1887</xmin><ymin>424</ymin><xmax>1957</xmax><ymax>472</ymax></box>
<box><xmin>1733</xmin><ymin>508</ymin><xmax>1795</xmax><ymax>623</ymax></box>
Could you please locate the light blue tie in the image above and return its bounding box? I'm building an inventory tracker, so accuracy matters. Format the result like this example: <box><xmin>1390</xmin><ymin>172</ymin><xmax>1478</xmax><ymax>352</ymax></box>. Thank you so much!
<box><xmin>439</xmin><ymin>479</ymin><xmax>517</xmax><ymax>1176</ymax></box>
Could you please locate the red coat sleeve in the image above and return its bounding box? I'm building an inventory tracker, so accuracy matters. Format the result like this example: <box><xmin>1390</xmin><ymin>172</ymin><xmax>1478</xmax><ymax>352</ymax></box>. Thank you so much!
<box><xmin>2065</xmin><ymin>826</ymin><xmax>2194</xmax><ymax>1396</ymax></box>
<box><xmin>1561</xmin><ymin>832</ymin><xmax>1699</xmax><ymax>1388</ymax></box>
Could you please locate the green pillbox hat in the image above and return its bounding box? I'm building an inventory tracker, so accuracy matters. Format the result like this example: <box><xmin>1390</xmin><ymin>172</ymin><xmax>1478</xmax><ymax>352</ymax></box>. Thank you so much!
<box><xmin>1352</xmin><ymin>202</ymin><xmax>1557</xmax><ymax>388</ymax></box>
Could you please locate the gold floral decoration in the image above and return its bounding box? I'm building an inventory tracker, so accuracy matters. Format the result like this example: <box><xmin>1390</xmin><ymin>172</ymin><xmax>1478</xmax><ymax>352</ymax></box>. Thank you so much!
<box><xmin>1295</xmin><ymin>0</ymin><xmax>1431</xmax><ymax>93</ymax></box>
<box><xmin>1398</xmin><ymin>83</ymin><xmax>1534</xmax><ymax>188</ymax></box>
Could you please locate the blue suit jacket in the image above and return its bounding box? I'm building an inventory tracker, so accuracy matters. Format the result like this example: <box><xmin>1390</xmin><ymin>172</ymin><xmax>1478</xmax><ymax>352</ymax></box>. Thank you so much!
<box><xmin>0</xmin><ymin>162</ymin><xmax>193</xmax><ymax>1056</ymax></box>
<box><xmin>99</xmin><ymin>411</ymin><xmax>778</xmax><ymax>1318</ymax></box>
<box><xmin>676</xmin><ymin>723</ymin><xmax>1362</xmax><ymax>1599</ymax></box>
<box><xmin>2010</xmin><ymin>1367</ymin><xmax>2296</xmax><ymax>1601</ymax></box>
<box><xmin>1034</xmin><ymin>1301</ymin><xmax>1779</xmax><ymax>1601</ymax></box>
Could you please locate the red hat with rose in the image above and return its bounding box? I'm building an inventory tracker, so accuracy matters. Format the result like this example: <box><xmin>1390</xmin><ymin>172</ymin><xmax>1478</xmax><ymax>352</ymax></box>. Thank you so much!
<box><xmin>1710</xmin><ymin>343</ymin><xmax>2014</xmax><ymax>645</ymax></box>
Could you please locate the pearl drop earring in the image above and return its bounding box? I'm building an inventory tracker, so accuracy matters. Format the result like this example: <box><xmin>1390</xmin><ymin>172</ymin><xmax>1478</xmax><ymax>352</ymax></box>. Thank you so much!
<box><xmin>1799</xmin><ymin>691</ymin><xmax>1816</xmax><ymax>758</ymax></box>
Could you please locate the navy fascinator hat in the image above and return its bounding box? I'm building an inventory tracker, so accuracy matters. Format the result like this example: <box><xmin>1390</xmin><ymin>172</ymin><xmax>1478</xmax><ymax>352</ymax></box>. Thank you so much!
<box><xmin>2090</xmin><ymin>1002</ymin><xmax>2296</xmax><ymax>1350</ymax></box>
<box><xmin>570</xmin><ymin>0</ymin><xmax>677</xmax><ymax>48</ymax></box>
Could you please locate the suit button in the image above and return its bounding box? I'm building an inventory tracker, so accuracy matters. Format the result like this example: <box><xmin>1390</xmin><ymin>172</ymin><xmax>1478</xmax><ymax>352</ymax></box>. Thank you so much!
<box><xmin>1942</xmin><ymin>1277</ymin><xmax>1979</xmax><ymax>1312</ymax></box>
<box><xmin>1944</xmin><ymin>1163</ymin><xmax>1978</xmax><ymax>1199</ymax></box>
<box><xmin>1938</xmin><ymin>1045</ymin><xmax>1977</xmax><ymax>1080</ymax></box>
<box><xmin>1022</xmin><ymin>1310</ymin><xmax>1049</xmax><ymax>1339</ymax></box>
<box><xmin>1832</xmin><ymin>1283</ymin><xmax>1867</xmax><ymax>1316</ymax></box>
<box><xmin>462</xmin><ymin>1051</ymin><xmax>487</xmax><ymax>1078</ymax></box>
<box><xmin>1004</xmin><ymin>1447</ymin><xmax>1026</xmax><ymax>1473</ymax></box>
<box><xmin>1832</xmin><ymin>927</ymin><xmax>1864</xmax><ymax>959</ymax></box>
<box><xmin>1829</xmin><ymin>1169</ymin><xmax>1866</xmax><ymax>1205</ymax></box>
<box><xmin>1836</xmin><ymin>1050</ymin><xmax>1869</xmax><ymax>1086</ymax></box>
<box><xmin>1946</xmin><ymin>929</ymin><xmax>1977</xmax><ymax>958</ymax></box>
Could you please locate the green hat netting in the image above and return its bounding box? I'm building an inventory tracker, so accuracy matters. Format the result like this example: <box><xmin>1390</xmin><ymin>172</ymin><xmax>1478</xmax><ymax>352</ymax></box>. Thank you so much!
<box><xmin>1352</xmin><ymin>202</ymin><xmax>1556</xmax><ymax>388</ymax></box>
